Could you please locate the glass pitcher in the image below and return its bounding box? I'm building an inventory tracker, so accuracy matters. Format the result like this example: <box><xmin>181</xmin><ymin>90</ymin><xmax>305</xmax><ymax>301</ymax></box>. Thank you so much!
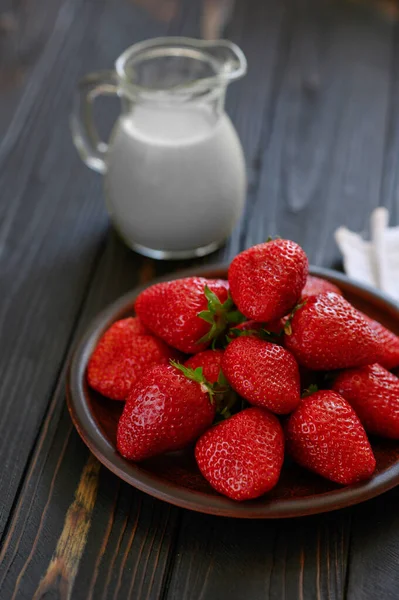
<box><xmin>71</xmin><ymin>37</ymin><xmax>247</xmax><ymax>259</ymax></box>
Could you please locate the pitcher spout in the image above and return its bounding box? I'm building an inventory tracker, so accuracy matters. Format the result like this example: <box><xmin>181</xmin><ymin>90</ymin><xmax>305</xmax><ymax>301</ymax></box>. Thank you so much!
<box><xmin>114</xmin><ymin>37</ymin><xmax>247</xmax><ymax>102</ymax></box>
<box><xmin>201</xmin><ymin>40</ymin><xmax>247</xmax><ymax>82</ymax></box>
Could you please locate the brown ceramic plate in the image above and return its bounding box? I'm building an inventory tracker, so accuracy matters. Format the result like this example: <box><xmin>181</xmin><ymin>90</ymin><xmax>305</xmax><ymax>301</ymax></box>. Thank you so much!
<box><xmin>67</xmin><ymin>265</ymin><xmax>399</xmax><ymax>518</ymax></box>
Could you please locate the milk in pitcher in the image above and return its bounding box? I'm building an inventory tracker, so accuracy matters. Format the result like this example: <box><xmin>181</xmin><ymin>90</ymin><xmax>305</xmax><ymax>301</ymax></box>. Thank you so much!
<box><xmin>105</xmin><ymin>103</ymin><xmax>245</xmax><ymax>255</ymax></box>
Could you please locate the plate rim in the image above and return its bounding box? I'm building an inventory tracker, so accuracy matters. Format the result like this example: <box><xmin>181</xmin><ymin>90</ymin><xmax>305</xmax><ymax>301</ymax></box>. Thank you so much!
<box><xmin>66</xmin><ymin>264</ymin><xmax>399</xmax><ymax>518</ymax></box>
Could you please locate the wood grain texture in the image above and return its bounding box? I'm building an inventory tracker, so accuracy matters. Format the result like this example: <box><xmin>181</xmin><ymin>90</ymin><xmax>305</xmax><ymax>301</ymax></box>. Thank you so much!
<box><xmin>0</xmin><ymin>0</ymin><xmax>399</xmax><ymax>598</ymax></box>
<box><xmin>166</xmin><ymin>510</ymin><xmax>350</xmax><ymax>600</ymax></box>
<box><xmin>0</xmin><ymin>0</ymin><xmax>70</xmax><ymax>138</ymax></box>
<box><xmin>0</xmin><ymin>409</ymin><xmax>179</xmax><ymax>600</ymax></box>
<box><xmin>0</xmin><ymin>0</ymin><xmax>172</xmax><ymax>541</ymax></box>
<box><xmin>242</xmin><ymin>0</ymin><xmax>394</xmax><ymax>266</ymax></box>
<box><xmin>0</xmin><ymin>0</ymin><xmax>105</xmax><ymax>538</ymax></box>
<box><xmin>32</xmin><ymin>454</ymin><xmax>101</xmax><ymax>600</ymax></box>
<box><xmin>345</xmin><ymin>488</ymin><xmax>399</xmax><ymax>600</ymax></box>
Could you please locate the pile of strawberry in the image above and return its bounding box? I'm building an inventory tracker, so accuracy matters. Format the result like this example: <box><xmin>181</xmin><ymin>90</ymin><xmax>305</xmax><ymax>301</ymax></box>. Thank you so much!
<box><xmin>87</xmin><ymin>239</ymin><xmax>399</xmax><ymax>502</ymax></box>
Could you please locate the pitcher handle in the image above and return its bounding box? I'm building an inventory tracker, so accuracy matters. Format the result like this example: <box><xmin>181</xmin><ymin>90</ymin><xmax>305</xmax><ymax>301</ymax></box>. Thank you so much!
<box><xmin>70</xmin><ymin>70</ymin><xmax>118</xmax><ymax>174</ymax></box>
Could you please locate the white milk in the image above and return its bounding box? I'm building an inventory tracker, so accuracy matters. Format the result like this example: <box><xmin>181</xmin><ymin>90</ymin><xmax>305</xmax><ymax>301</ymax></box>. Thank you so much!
<box><xmin>104</xmin><ymin>104</ymin><xmax>246</xmax><ymax>255</ymax></box>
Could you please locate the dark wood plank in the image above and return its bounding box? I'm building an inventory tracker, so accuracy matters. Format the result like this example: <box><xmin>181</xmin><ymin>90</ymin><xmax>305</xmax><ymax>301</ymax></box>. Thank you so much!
<box><xmin>244</xmin><ymin>0</ymin><xmax>394</xmax><ymax>267</ymax></box>
<box><xmin>166</xmin><ymin>514</ymin><xmax>277</xmax><ymax>600</ymax></box>
<box><xmin>167</xmin><ymin>510</ymin><xmax>350</xmax><ymax>600</ymax></box>
<box><xmin>379</xmin><ymin>23</ymin><xmax>399</xmax><ymax>224</ymax></box>
<box><xmin>345</xmin><ymin>488</ymin><xmax>399</xmax><ymax>600</ymax></box>
<box><xmin>0</xmin><ymin>0</ymin><xmax>104</xmax><ymax>539</ymax></box>
<box><xmin>0</xmin><ymin>0</ymin><xmax>71</xmax><ymax>138</ymax></box>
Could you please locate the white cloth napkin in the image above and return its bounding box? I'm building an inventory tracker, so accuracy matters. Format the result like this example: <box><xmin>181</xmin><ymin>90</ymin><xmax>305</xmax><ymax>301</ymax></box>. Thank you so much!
<box><xmin>335</xmin><ymin>208</ymin><xmax>399</xmax><ymax>300</ymax></box>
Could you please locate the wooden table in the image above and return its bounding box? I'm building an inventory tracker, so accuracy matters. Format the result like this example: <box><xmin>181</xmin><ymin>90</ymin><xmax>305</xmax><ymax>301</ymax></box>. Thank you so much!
<box><xmin>1</xmin><ymin>0</ymin><xmax>399</xmax><ymax>598</ymax></box>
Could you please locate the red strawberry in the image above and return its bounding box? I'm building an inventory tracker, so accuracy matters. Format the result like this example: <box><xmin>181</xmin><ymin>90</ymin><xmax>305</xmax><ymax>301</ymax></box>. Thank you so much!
<box><xmin>222</xmin><ymin>336</ymin><xmax>300</xmax><ymax>414</ymax></box>
<box><xmin>185</xmin><ymin>350</ymin><xmax>224</xmax><ymax>384</ymax></box>
<box><xmin>117</xmin><ymin>363</ymin><xmax>215</xmax><ymax>461</ymax></box>
<box><xmin>228</xmin><ymin>239</ymin><xmax>308</xmax><ymax>322</ymax></box>
<box><xmin>301</xmin><ymin>275</ymin><xmax>342</xmax><ymax>299</ymax></box>
<box><xmin>360</xmin><ymin>313</ymin><xmax>399</xmax><ymax>370</ymax></box>
<box><xmin>135</xmin><ymin>277</ymin><xmax>234</xmax><ymax>353</ymax></box>
<box><xmin>285</xmin><ymin>390</ymin><xmax>376</xmax><ymax>485</ymax></box>
<box><xmin>285</xmin><ymin>292</ymin><xmax>381</xmax><ymax>370</ymax></box>
<box><xmin>333</xmin><ymin>363</ymin><xmax>399</xmax><ymax>439</ymax></box>
<box><xmin>195</xmin><ymin>407</ymin><xmax>284</xmax><ymax>500</ymax></box>
<box><xmin>87</xmin><ymin>318</ymin><xmax>179</xmax><ymax>400</ymax></box>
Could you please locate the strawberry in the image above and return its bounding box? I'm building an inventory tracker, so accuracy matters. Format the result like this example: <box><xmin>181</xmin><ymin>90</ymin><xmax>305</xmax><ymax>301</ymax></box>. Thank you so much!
<box><xmin>228</xmin><ymin>239</ymin><xmax>308</xmax><ymax>322</ymax></box>
<box><xmin>87</xmin><ymin>318</ymin><xmax>178</xmax><ymax>400</ymax></box>
<box><xmin>117</xmin><ymin>363</ymin><xmax>216</xmax><ymax>461</ymax></box>
<box><xmin>360</xmin><ymin>313</ymin><xmax>399</xmax><ymax>371</ymax></box>
<box><xmin>301</xmin><ymin>275</ymin><xmax>342</xmax><ymax>299</ymax></box>
<box><xmin>333</xmin><ymin>363</ymin><xmax>399</xmax><ymax>439</ymax></box>
<box><xmin>285</xmin><ymin>292</ymin><xmax>381</xmax><ymax>370</ymax></box>
<box><xmin>195</xmin><ymin>407</ymin><xmax>284</xmax><ymax>500</ymax></box>
<box><xmin>185</xmin><ymin>350</ymin><xmax>224</xmax><ymax>384</ymax></box>
<box><xmin>285</xmin><ymin>390</ymin><xmax>376</xmax><ymax>485</ymax></box>
<box><xmin>222</xmin><ymin>336</ymin><xmax>300</xmax><ymax>414</ymax></box>
<box><xmin>135</xmin><ymin>277</ymin><xmax>237</xmax><ymax>353</ymax></box>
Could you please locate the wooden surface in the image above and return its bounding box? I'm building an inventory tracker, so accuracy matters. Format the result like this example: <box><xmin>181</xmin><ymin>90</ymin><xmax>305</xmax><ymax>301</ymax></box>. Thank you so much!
<box><xmin>0</xmin><ymin>0</ymin><xmax>398</xmax><ymax>598</ymax></box>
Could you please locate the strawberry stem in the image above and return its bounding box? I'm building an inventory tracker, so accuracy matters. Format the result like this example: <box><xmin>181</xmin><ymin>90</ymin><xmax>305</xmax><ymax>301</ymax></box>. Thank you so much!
<box><xmin>197</xmin><ymin>287</ymin><xmax>245</xmax><ymax>345</ymax></box>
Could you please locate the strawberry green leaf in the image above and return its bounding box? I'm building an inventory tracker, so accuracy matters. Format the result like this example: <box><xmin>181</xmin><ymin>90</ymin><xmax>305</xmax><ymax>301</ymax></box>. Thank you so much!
<box><xmin>225</xmin><ymin>310</ymin><xmax>246</xmax><ymax>324</ymax></box>
<box><xmin>197</xmin><ymin>311</ymin><xmax>214</xmax><ymax>324</ymax></box>
<box><xmin>217</xmin><ymin>370</ymin><xmax>229</xmax><ymax>388</ymax></box>
<box><xmin>204</xmin><ymin>286</ymin><xmax>224</xmax><ymax>312</ymax></box>
<box><xmin>197</xmin><ymin>289</ymin><xmax>243</xmax><ymax>346</ymax></box>
<box><xmin>302</xmin><ymin>384</ymin><xmax>319</xmax><ymax>398</ymax></box>
<box><xmin>283</xmin><ymin>300</ymin><xmax>307</xmax><ymax>336</ymax></box>
<box><xmin>220</xmin><ymin>293</ymin><xmax>234</xmax><ymax>312</ymax></box>
<box><xmin>197</xmin><ymin>323</ymin><xmax>221</xmax><ymax>345</ymax></box>
<box><xmin>170</xmin><ymin>360</ymin><xmax>207</xmax><ymax>386</ymax></box>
